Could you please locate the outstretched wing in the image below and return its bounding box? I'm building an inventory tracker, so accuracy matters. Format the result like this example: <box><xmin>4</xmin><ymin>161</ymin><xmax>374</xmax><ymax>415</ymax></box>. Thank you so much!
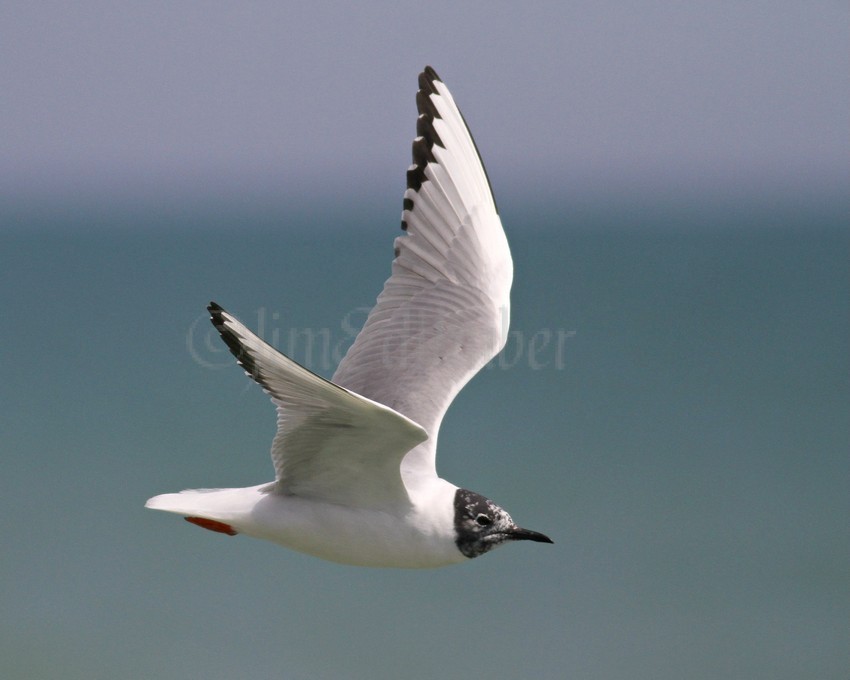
<box><xmin>332</xmin><ymin>66</ymin><xmax>512</xmax><ymax>484</ymax></box>
<box><xmin>209</xmin><ymin>303</ymin><xmax>428</xmax><ymax>509</ymax></box>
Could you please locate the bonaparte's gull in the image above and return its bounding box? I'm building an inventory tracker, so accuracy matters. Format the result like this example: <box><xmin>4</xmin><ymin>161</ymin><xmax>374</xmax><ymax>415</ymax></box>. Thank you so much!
<box><xmin>146</xmin><ymin>66</ymin><xmax>552</xmax><ymax>568</ymax></box>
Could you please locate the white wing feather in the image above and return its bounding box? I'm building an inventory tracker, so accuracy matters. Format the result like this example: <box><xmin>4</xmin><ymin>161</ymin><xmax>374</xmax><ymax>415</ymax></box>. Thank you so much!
<box><xmin>208</xmin><ymin>303</ymin><xmax>427</xmax><ymax>509</ymax></box>
<box><xmin>332</xmin><ymin>67</ymin><xmax>512</xmax><ymax>484</ymax></box>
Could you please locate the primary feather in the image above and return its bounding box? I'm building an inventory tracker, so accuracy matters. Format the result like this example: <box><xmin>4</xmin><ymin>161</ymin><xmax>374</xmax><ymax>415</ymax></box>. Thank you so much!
<box><xmin>332</xmin><ymin>67</ymin><xmax>512</xmax><ymax>486</ymax></box>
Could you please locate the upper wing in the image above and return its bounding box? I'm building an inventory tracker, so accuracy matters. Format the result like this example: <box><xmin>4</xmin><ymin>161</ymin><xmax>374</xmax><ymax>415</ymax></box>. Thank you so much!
<box><xmin>209</xmin><ymin>303</ymin><xmax>428</xmax><ymax>509</ymax></box>
<box><xmin>332</xmin><ymin>66</ymin><xmax>512</xmax><ymax>484</ymax></box>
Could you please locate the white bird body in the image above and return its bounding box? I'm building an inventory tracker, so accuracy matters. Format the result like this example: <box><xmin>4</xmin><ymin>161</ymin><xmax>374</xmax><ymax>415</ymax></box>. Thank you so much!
<box><xmin>146</xmin><ymin>67</ymin><xmax>552</xmax><ymax>568</ymax></box>
<box><xmin>148</xmin><ymin>480</ymin><xmax>462</xmax><ymax>568</ymax></box>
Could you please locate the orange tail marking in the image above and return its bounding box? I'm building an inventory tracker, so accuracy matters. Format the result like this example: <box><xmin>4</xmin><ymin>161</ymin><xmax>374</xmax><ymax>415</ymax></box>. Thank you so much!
<box><xmin>185</xmin><ymin>516</ymin><xmax>238</xmax><ymax>536</ymax></box>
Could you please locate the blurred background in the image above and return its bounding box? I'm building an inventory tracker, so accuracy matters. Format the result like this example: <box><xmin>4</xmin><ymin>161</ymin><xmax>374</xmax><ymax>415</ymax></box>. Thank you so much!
<box><xmin>2</xmin><ymin>3</ymin><xmax>847</xmax><ymax>679</ymax></box>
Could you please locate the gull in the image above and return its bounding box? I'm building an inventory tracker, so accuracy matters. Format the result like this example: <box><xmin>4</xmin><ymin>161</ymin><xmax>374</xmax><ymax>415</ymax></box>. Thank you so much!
<box><xmin>146</xmin><ymin>66</ymin><xmax>552</xmax><ymax>568</ymax></box>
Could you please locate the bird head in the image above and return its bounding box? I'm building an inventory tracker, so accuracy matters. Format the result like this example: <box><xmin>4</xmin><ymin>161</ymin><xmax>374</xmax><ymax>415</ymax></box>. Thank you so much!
<box><xmin>453</xmin><ymin>488</ymin><xmax>552</xmax><ymax>559</ymax></box>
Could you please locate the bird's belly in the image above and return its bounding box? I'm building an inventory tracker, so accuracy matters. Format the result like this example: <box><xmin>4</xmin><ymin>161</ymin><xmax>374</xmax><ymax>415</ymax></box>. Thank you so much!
<box><xmin>244</xmin><ymin>494</ymin><xmax>465</xmax><ymax>569</ymax></box>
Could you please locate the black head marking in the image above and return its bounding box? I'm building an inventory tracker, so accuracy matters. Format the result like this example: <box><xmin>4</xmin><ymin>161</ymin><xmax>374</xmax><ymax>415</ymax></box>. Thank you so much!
<box><xmin>453</xmin><ymin>488</ymin><xmax>515</xmax><ymax>559</ymax></box>
<box><xmin>453</xmin><ymin>488</ymin><xmax>553</xmax><ymax>559</ymax></box>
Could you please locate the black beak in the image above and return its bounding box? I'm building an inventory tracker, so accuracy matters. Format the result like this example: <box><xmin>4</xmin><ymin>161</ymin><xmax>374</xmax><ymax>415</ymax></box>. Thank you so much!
<box><xmin>508</xmin><ymin>527</ymin><xmax>553</xmax><ymax>544</ymax></box>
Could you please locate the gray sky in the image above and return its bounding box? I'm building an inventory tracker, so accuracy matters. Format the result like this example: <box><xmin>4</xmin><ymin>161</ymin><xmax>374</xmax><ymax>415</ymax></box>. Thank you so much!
<box><xmin>1</xmin><ymin>2</ymin><xmax>847</xmax><ymax>210</ymax></box>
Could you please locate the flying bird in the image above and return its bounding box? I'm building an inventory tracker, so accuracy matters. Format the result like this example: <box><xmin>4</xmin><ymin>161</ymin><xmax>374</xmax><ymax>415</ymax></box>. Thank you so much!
<box><xmin>146</xmin><ymin>66</ymin><xmax>552</xmax><ymax>568</ymax></box>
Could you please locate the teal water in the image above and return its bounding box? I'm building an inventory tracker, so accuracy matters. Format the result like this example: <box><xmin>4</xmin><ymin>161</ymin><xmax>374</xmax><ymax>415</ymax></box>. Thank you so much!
<box><xmin>2</xmin><ymin>197</ymin><xmax>847</xmax><ymax>679</ymax></box>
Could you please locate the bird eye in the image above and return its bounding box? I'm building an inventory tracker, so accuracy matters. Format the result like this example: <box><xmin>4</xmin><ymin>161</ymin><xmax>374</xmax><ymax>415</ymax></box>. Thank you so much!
<box><xmin>475</xmin><ymin>514</ymin><xmax>492</xmax><ymax>526</ymax></box>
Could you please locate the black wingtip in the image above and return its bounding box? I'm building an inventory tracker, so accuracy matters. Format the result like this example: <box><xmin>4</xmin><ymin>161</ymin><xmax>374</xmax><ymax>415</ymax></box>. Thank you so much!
<box><xmin>403</xmin><ymin>66</ymin><xmax>500</xmax><ymax>227</ymax></box>
<box><xmin>411</xmin><ymin>136</ymin><xmax>436</xmax><ymax>167</ymax></box>
<box><xmin>416</xmin><ymin>89</ymin><xmax>440</xmax><ymax>121</ymax></box>
<box><xmin>406</xmin><ymin>162</ymin><xmax>427</xmax><ymax>193</ymax></box>
<box><xmin>421</xmin><ymin>65</ymin><xmax>441</xmax><ymax>85</ymax></box>
<box><xmin>416</xmin><ymin>109</ymin><xmax>444</xmax><ymax>148</ymax></box>
<box><xmin>208</xmin><ymin>301</ymin><xmax>229</xmax><ymax>335</ymax></box>
<box><xmin>206</xmin><ymin>303</ymin><xmax>266</xmax><ymax>388</ymax></box>
<box><xmin>404</xmin><ymin>69</ymin><xmax>443</xmax><ymax>205</ymax></box>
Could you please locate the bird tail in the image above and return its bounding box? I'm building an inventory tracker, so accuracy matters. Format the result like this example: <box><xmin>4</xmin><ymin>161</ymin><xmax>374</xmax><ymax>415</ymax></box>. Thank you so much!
<box><xmin>145</xmin><ymin>486</ymin><xmax>265</xmax><ymax>535</ymax></box>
